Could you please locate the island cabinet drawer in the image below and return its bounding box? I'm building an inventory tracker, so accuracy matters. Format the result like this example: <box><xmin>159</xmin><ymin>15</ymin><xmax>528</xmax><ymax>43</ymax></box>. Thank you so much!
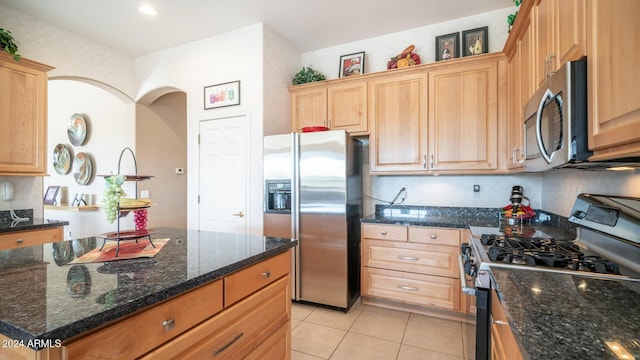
<box><xmin>409</xmin><ymin>227</ymin><xmax>460</xmax><ymax>246</ymax></box>
<box><xmin>224</xmin><ymin>251</ymin><xmax>290</xmax><ymax>306</ymax></box>
<box><xmin>63</xmin><ymin>279</ymin><xmax>224</xmax><ymax>360</ymax></box>
<box><xmin>0</xmin><ymin>227</ymin><xmax>62</xmax><ymax>251</ymax></box>
<box><xmin>243</xmin><ymin>320</ymin><xmax>290</xmax><ymax>360</ymax></box>
<box><xmin>363</xmin><ymin>239</ymin><xmax>458</xmax><ymax>278</ymax></box>
<box><xmin>362</xmin><ymin>224</ymin><xmax>407</xmax><ymax>242</ymax></box>
<box><xmin>142</xmin><ymin>276</ymin><xmax>290</xmax><ymax>360</ymax></box>
<box><xmin>362</xmin><ymin>267</ymin><xmax>460</xmax><ymax>311</ymax></box>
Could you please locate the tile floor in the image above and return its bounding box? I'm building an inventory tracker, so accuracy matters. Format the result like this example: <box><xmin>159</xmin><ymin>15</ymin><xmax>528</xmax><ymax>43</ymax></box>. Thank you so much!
<box><xmin>291</xmin><ymin>300</ymin><xmax>475</xmax><ymax>360</ymax></box>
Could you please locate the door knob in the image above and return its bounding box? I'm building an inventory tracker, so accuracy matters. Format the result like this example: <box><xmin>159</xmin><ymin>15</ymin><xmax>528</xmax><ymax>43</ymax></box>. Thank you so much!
<box><xmin>232</xmin><ymin>211</ymin><xmax>244</xmax><ymax>217</ymax></box>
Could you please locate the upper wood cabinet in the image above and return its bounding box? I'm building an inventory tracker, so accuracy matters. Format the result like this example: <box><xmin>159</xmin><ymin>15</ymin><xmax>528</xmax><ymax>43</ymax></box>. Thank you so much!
<box><xmin>506</xmin><ymin>49</ymin><xmax>524</xmax><ymax>170</ymax></box>
<box><xmin>290</xmin><ymin>79</ymin><xmax>368</xmax><ymax>135</ymax></box>
<box><xmin>533</xmin><ymin>0</ymin><xmax>586</xmax><ymax>89</ymax></box>
<box><xmin>0</xmin><ymin>53</ymin><xmax>53</xmax><ymax>175</ymax></box>
<box><xmin>586</xmin><ymin>0</ymin><xmax>640</xmax><ymax>160</ymax></box>
<box><xmin>327</xmin><ymin>81</ymin><xmax>367</xmax><ymax>133</ymax></box>
<box><xmin>290</xmin><ymin>86</ymin><xmax>326</xmax><ymax>132</ymax></box>
<box><xmin>368</xmin><ymin>72</ymin><xmax>428</xmax><ymax>173</ymax></box>
<box><xmin>427</xmin><ymin>59</ymin><xmax>499</xmax><ymax>171</ymax></box>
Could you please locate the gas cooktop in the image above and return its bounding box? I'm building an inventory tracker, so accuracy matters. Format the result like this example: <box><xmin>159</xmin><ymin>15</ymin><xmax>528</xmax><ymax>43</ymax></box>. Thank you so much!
<box><xmin>480</xmin><ymin>234</ymin><xmax>621</xmax><ymax>275</ymax></box>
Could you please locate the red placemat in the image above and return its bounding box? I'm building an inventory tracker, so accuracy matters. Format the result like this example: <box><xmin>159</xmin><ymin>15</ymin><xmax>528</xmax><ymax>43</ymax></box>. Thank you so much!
<box><xmin>70</xmin><ymin>238</ymin><xmax>169</xmax><ymax>264</ymax></box>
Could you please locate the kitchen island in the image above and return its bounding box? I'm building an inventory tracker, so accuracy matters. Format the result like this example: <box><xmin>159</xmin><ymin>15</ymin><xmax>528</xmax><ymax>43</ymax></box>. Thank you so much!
<box><xmin>0</xmin><ymin>227</ymin><xmax>296</xmax><ymax>359</ymax></box>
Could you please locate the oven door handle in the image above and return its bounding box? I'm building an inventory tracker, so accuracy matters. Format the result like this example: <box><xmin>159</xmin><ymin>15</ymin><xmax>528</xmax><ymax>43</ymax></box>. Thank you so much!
<box><xmin>457</xmin><ymin>254</ymin><xmax>476</xmax><ymax>296</ymax></box>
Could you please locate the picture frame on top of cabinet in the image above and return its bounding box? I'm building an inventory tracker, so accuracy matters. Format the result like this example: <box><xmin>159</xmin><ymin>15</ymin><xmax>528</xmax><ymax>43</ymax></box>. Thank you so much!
<box><xmin>339</xmin><ymin>52</ymin><xmax>365</xmax><ymax>78</ymax></box>
<box><xmin>204</xmin><ymin>80</ymin><xmax>240</xmax><ymax>110</ymax></box>
<box><xmin>462</xmin><ymin>26</ymin><xmax>489</xmax><ymax>57</ymax></box>
<box><xmin>435</xmin><ymin>32</ymin><xmax>459</xmax><ymax>61</ymax></box>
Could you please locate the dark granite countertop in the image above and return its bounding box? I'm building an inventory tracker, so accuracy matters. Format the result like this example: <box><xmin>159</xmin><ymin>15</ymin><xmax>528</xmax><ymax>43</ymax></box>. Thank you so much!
<box><xmin>0</xmin><ymin>218</ymin><xmax>69</xmax><ymax>234</ymax></box>
<box><xmin>491</xmin><ymin>268</ymin><xmax>640</xmax><ymax>360</ymax></box>
<box><xmin>361</xmin><ymin>205</ymin><xmax>576</xmax><ymax>240</ymax></box>
<box><xmin>0</xmin><ymin>227</ymin><xmax>296</xmax><ymax>350</ymax></box>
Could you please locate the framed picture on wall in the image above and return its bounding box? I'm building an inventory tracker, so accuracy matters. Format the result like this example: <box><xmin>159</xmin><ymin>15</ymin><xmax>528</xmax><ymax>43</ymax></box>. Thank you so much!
<box><xmin>462</xmin><ymin>26</ymin><xmax>489</xmax><ymax>57</ymax></box>
<box><xmin>339</xmin><ymin>52</ymin><xmax>365</xmax><ymax>78</ymax></box>
<box><xmin>204</xmin><ymin>81</ymin><xmax>241</xmax><ymax>110</ymax></box>
<box><xmin>435</xmin><ymin>32</ymin><xmax>459</xmax><ymax>61</ymax></box>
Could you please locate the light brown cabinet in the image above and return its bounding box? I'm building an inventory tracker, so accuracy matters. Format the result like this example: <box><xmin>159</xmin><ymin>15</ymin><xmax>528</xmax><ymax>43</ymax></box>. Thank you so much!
<box><xmin>368</xmin><ymin>54</ymin><xmax>505</xmax><ymax>175</ymax></box>
<box><xmin>0</xmin><ymin>227</ymin><xmax>63</xmax><ymax>251</ymax></box>
<box><xmin>490</xmin><ymin>291</ymin><xmax>524</xmax><ymax>360</ymax></box>
<box><xmin>0</xmin><ymin>52</ymin><xmax>53</xmax><ymax>175</ymax></box>
<box><xmin>361</xmin><ymin>223</ymin><xmax>466</xmax><ymax>317</ymax></box>
<box><xmin>586</xmin><ymin>0</ymin><xmax>640</xmax><ymax>161</ymax></box>
<box><xmin>368</xmin><ymin>72</ymin><xmax>428</xmax><ymax>173</ymax></box>
<box><xmin>289</xmin><ymin>79</ymin><xmax>367</xmax><ymax>135</ymax></box>
<box><xmin>20</xmin><ymin>251</ymin><xmax>291</xmax><ymax>360</ymax></box>
<box><xmin>427</xmin><ymin>59</ymin><xmax>500</xmax><ymax>171</ymax></box>
<box><xmin>504</xmin><ymin>0</ymin><xmax>586</xmax><ymax>169</ymax></box>
<box><xmin>506</xmin><ymin>49</ymin><xmax>524</xmax><ymax>170</ymax></box>
<box><xmin>533</xmin><ymin>0</ymin><xmax>586</xmax><ymax>89</ymax></box>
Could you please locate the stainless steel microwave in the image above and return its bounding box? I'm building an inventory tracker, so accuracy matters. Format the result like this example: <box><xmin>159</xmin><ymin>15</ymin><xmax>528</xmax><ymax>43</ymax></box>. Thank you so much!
<box><xmin>523</xmin><ymin>58</ymin><xmax>591</xmax><ymax>172</ymax></box>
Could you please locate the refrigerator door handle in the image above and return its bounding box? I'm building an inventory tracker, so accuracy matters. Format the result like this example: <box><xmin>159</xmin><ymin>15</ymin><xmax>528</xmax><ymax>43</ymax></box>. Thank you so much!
<box><xmin>292</xmin><ymin>132</ymin><xmax>301</xmax><ymax>301</ymax></box>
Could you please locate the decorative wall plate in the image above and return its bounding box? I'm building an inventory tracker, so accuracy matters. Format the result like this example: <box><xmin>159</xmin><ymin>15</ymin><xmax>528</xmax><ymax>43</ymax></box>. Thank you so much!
<box><xmin>53</xmin><ymin>143</ymin><xmax>72</xmax><ymax>175</ymax></box>
<box><xmin>73</xmin><ymin>152</ymin><xmax>93</xmax><ymax>185</ymax></box>
<box><xmin>67</xmin><ymin>113</ymin><xmax>88</xmax><ymax>146</ymax></box>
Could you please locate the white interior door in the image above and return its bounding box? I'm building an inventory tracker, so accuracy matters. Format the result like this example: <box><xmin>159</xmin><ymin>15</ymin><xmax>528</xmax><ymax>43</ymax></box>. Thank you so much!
<box><xmin>199</xmin><ymin>115</ymin><xmax>249</xmax><ymax>233</ymax></box>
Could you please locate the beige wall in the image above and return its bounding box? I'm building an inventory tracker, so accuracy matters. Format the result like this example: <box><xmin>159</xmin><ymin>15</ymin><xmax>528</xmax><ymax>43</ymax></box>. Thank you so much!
<box><xmin>135</xmin><ymin>92</ymin><xmax>188</xmax><ymax>228</ymax></box>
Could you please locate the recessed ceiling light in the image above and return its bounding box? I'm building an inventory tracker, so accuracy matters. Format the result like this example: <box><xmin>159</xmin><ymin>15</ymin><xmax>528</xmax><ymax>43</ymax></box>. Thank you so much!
<box><xmin>139</xmin><ymin>4</ymin><xmax>157</xmax><ymax>16</ymax></box>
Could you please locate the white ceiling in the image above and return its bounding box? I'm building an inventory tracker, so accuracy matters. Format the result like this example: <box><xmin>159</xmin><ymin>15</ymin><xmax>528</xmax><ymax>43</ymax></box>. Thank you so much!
<box><xmin>0</xmin><ymin>0</ymin><xmax>513</xmax><ymax>57</ymax></box>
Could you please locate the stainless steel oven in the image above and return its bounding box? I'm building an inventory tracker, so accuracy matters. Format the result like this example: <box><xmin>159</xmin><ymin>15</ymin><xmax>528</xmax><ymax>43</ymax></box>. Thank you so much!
<box><xmin>460</xmin><ymin>194</ymin><xmax>640</xmax><ymax>359</ymax></box>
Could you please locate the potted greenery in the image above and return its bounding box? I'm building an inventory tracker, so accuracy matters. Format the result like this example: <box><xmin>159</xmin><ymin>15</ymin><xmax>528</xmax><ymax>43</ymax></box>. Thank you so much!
<box><xmin>292</xmin><ymin>66</ymin><xmax>325</xmax><ymax>85</ymax></box>
<box><xmin>507</xmin><ymin>0</ymin><xmax>523</xmax><ymax>33</ymax></box>
<box><xmin>0</xmin><ymin>27</ymin><xmax>20</xmax><ymax>61</ymax></box>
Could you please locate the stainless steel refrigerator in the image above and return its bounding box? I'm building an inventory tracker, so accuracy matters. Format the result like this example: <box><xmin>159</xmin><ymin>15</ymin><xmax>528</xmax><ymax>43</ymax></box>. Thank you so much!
<box><xmin>263</xmin><ymin>130</ymin><xmax>362</xmax><ymax>311</ymax></box>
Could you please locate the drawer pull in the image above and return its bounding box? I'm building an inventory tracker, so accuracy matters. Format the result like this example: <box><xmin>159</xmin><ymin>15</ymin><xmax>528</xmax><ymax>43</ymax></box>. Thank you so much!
<box><xmin>398</xmin><ymin>285</ymin><xmax>419</xmax><ymax>291</ymax></box>
<box><xmin>262</xmin><ymin>271</ymin><xmax>271</xmax><ymax>279</ymax></box>
<box><xmin>213</xmin><ymin>332</ymin><xmax>244</xmax><ymax>355</ymax></box>
<box><xmin>397</xmin><ymin>255</ymin><xmax>419</xmax><ymax>261</ymax></box>
<box><xmin>430</xmin><ymin>233</ymin><xmax>437</xmax><ymax>239</ymax></box>
<box><xmin>16</xmin><ymin>239</ymin><xmax>24</xmax><ymax>244</ymax></box>
<box><xmin>162</xmin><ymin>319</ymin><xmax>175</xmax><ymax>332</ymax></box>
<box><xmin>381</xmin><ymin>230</ymin><xmax>387</xmax><ymax>235</ymax></box>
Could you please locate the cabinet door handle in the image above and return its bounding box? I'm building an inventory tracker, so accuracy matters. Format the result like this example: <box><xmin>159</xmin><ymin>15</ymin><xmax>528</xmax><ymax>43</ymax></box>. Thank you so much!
<box><xmin>398</xmin><ymin>285</ymin><xmax>419</xmax><ymax>291</ymax></box>
<box><xmin>492</xmin><ymin>319</ymin><xmax>509</xmax><ymax>326</ymax></box>
<box><xmin>162</xmin><ymin>319</ymin><xmax>175</xmax><ymax>332</ymax></box>
<box><xmin>423</xmin><ymin>155</ymin><xmax>427</xmax><ymax>168</ymax></box>
<box><xmin>381</xmin><ymin>230</ymin><xmax>387</xmax><ymax>235</ymax></box>
<box><xmin>397</xmin><ymin>255</ymin><xmax>419</xmax><ymax>261</ymax></box>
<box><xmin>544</xmin><ymin>58</ymin><xmax>549</xmax><ymax>80</ymax></box>
<box><xmin>213</xmin><ymin>333</ymin><xmax>244</xmax><ymax>355</ymax></box>
<box><xmin>511</xmin><ymin>147</ymin><xmax>516</xmax><ymax>164</ymax></box>
<box><xmin>548</xmin><ymin>54</ymin><xmax>556</xmax><ymax>77</ymax></box>
<box><xmin>430</xmin><ymin>233</ymin><xmax>437</xmax><ymax>239</ymax></box>
<box><xmin>16</xmin><ymin>239</ymin><xmax>24</xmax><ymax>244</ymax></box>
<box><xmin>430</xmin><ymin>155</ymin><xmax>434</xmax><ymax>168</ymax></box>
<box><xmin>262</xmin><ymin>271</ymin><xmax>271</xmax><ymax>278</ymax></box>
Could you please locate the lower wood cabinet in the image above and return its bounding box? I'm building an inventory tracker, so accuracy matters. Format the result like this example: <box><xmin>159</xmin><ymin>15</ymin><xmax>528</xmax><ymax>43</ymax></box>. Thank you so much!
<box><xmin>0</xmin><ymin>227</ymin><xmax>63</xmax><ymax>251</ymax></box>
<box><xmin>64</xmin><ymin>279</ymin><xmax>225</xmax><ymax>359</ymax></box>
<box><xmin>19</xmin><ymin>251</ymin><xmax>292</xmax><ymax>360</ymax></box>
<box><xmin>143</xmin><ymin>275</ymin><xmax>290</xmax><ymax>360</ymax></box>
<box><xmin>362</xmin><ymin>267</ymin><xmax>460</xmax><ymax>311</ymax></box>
<box><xmin>361</xmin><ymin>223</ymin><xmax>467</xmax><ymax>318</ymax></box>
<box><xmin>490</xmin><ymin>291</ymin><xmax>523</xmax><ymax>360</ymax></box>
